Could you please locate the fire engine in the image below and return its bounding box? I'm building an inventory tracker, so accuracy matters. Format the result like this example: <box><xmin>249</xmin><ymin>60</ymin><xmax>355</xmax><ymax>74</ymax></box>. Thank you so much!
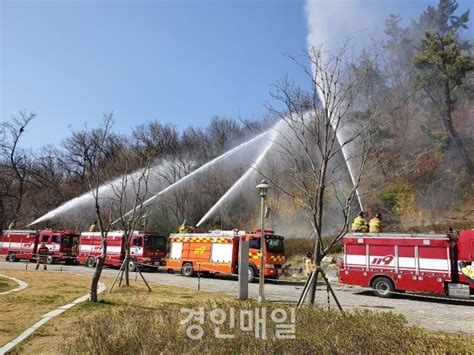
<box><xmin>0</xmin><ymin>229</ymin><xmax>79</xmax><ymax>264</ymax></box>
<box><xmin>166</xmin><ymin>229</ymin><xmax>286</xmax><ymax>282</ymax></box>
<box><xmin>77</xmin><ymin>230</ymin><xmax>167</xmax><ymax>271</ymax></box>
<box><xmin>339</xmin><ymin>230</ymin><xmax>474</xmax><ymax>298</ymax></box>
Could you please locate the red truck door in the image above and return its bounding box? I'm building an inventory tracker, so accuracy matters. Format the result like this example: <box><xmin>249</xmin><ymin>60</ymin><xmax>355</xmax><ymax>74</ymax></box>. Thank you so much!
<box><xmin>130</xmin><ymin>234</ymin><xmax>143</xmax><ymax>259</ymax></box>
<box><xmin>141</xmin><ymin>233</ymin><xmax>167</xmax><ymax>268</ymax></box>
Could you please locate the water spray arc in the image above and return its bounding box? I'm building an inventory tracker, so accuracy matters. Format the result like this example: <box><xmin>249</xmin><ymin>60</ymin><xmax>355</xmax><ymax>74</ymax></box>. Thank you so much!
<box><xmin>27</xmin><ymin>167</ymin><xmax>150</xmax><ymax>227</ymax></box>
<box><xmin>312</xmin><ymin>88</ymin><xmax>364</xmax><ymax>211</ymax></box>
<box><xmin>112</xmin><ymin>130</ymin><xmax>271</xmax><ymax>225</ymax></box>
<box><xmin>196</xmin><ymin>122</ymin><xmax>281</xmax><ymax>227</ymax></box>
<box><xmin>331</xmin><ymin>125</ymin><xmax>364</xmax><ymax>211</ymax></box>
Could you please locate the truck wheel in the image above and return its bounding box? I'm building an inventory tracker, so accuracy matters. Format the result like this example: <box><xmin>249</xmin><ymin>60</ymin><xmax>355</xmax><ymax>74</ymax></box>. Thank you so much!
<box><xmin>46</xmin><ymin>255</ymin><xmax>56</xmax><ymax>264</ymax></box>
<box><xmin>7</xmin><ymin>252</ymin><xmax>17</xmax><ymax>262</ymax></box>
<box><xmin>86</xmin><ymin>257</ymin><xmax>96</xmax><ymax>268</ymax></box>
<box><xmin>182</xmin><ymin>263</ymin><xmax>194</xmax><ymax>277</ymax></box>
<box><xmin>129</xmin><ymin>259</ymin><xmax>137</xmax><ymax>272</ymax></box>
<box><xmin>248</xmin><ymin>266</ymin><xmax>256</xmax><ymax>283</ymax></box>
<box><xmin>372</xmin><ymin>277</ymin><xmax>395</xmax><ymax>298</ymax></box>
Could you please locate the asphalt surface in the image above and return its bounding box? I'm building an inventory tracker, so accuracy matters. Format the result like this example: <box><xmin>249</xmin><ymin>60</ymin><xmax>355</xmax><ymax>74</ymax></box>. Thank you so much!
<box><xmin>1</xmin><ymin>261</ymin><xmax>473</xmax><ymax>334</ymax></box>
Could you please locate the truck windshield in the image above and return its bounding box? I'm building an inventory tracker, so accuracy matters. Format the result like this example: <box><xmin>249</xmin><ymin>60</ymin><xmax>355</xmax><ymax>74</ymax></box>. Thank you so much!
<box><xmin>144</xmin><ymin>235</ymin><xmax>166</xmax><ymax>250</ymax></box>
<box><xmin>266</xmin><ymin>236</ymin><xmax>284</xmax><ymax>253</ymax></box>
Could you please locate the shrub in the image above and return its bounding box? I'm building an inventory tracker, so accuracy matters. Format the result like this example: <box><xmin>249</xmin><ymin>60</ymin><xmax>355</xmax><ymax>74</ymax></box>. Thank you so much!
<box><xmin>60</xmin><ymin>301</ymin><xmax>474</xmax><ymax>354</ymax></box>
<box><xmin>377</xmin><ymin>182</ymin><xmax>416</xmax><ymax>215</ymax></box>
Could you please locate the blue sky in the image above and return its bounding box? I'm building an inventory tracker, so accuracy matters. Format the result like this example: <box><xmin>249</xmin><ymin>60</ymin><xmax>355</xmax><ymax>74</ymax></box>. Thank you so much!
<box><xmin>1</xmin><ymin>0</ymin><xmax>472</xmax><ymax>150</ymax></box>
<box><xmin>1</xmin><ymin>0</ymin><xmax>309</xmax><ymax>149</ymax></box>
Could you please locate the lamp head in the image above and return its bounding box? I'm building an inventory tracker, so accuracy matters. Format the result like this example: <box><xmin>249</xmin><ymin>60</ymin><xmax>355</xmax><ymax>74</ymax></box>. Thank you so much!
<box><xmin>256</xmin><ymin>179</ymin><xmax>269</xmax><ymax>197</ymax></box>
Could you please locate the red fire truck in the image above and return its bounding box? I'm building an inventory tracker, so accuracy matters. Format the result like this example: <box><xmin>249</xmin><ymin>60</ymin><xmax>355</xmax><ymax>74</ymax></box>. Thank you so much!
<box><xmin>166</xmin><ymin>229</ymin><xmax>286</xmax><ymax>282</ymax></box>
<box><xmin>339</xmin><ymin>230</ymin><xmax>474</xmax><ymax>298</ymax></box>
<box><xmin>77</xmin><ymin>231</ymin><xmax>167</xmax><ymax>271</ymax></box>
<box><xmin>0</xmin><ymin>229</ymin><xmax>79</xmax><ymax>264</ymax></box>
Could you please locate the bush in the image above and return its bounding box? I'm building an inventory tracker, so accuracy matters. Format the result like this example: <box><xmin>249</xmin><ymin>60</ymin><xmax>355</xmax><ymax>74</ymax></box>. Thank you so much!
<box><xmin>377</xmin><ymin>182</ymin><xmax>416</xmax><ymax>215</ymax></box>
<box><xmin>60</xmin><ymin>301</ymin><xmax>474</xmax><ymax>354</ymax></box>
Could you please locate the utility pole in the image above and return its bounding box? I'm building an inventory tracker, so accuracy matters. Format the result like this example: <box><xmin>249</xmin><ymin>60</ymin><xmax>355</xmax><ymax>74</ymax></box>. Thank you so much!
<box><xmin>256</xmin><ymin>179</ymin><xmax>269</xmax><ymax>303</ymax></box>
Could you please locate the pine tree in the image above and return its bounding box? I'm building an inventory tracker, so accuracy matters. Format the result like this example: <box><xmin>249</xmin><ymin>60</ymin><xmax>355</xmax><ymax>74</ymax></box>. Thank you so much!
<box><xmin>413</xmin><ymin>0</ymin><xmax>474</xmax><ymax>176</ymax></box>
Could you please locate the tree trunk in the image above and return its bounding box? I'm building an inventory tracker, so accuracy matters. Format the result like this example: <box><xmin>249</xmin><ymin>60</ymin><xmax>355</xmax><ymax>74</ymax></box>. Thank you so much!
<box><xmin>443</xmin><ymin>81</ymin><xmax>474</xmax><ymax>177</ymax></box>
<box><xmin>124</xmin><ymin>230</ymin><xmax>131</xmax><ymax>286</ymax></box>
<box><xmin>309</xmin><ymin>239</ymin><xmax>321</xmax><ymax>304</ymax></box>
<box><xmin>309</xmin><ymin>160</ymin><xmax>328</xmax><ymax>304</ymax></box>
<box><xmin>90</xmin><ymin>235</ymin><xmax>107</xmax><ymax>302</ymax></box>
<box><xmin>124</xmin><ymin>252</ymin><xmax>130</xmax><ymax>286</ymax></box>
<box><xmin>14</xmin><ymin>179</ymin><xmax>24</xmax><ymax>218</ymax></box>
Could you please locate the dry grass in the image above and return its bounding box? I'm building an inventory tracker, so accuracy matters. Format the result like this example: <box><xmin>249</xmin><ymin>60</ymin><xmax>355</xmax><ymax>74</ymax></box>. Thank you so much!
<box><xmin>3</xmin><ymin>270</ymin><xmax>474</xmax><ymax>354</ymax></box>
<box><xmin>11</xmin><ymin>279</ymin><xmax>230</xmax><ymax>354</ymax></box>
<box><xmin>0</xmin><ymin>269</ymin><xmax>92</xmax><ymax>346</ymax></box>
<box><xmin>34</xmin><ymin>301</ymin><xmax>474</xmax><ymax>354</ymax></box>
<box><xmin>0</xmin><ymin>276</ymin><xmax>17</xmax><ymax>293</ymax></box>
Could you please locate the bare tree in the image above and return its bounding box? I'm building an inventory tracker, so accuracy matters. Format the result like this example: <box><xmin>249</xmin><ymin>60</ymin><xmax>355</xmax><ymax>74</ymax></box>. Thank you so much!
<box><xmin>132</xmin><ymin>121</ymin><xmax>179</xmax><ymax>158</ymax></box>
<box><xmin>110</xmin><ymin>149</ymin><xmax>155</xmax><ymax>287</ymax></box>
<box><xmin>81</xmin><ymin>113</ymin><xmax>117</xmax><ymax>302</ymax></box>
<box><xmin>150</xmin><ymin>155</ymin><xmax>194</xmax><ymax>225</ymax></box>
<box><xmin>0</xmin><ymin>111</ymin><xmax>35</xmax><ymax>225</ymax></box>
<box><xmin>266</xmin><ymin>44</ymin><xmax>380</xmax><ymax>306</ymax></box>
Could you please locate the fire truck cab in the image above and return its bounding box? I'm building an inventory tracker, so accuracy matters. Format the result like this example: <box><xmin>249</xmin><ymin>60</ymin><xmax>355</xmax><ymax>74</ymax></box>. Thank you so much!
<box><xmin>166</xmin><ymin>229</ymin><xmax>286</xmax><ymax>282</ymax></box>
<box><xmin>0</xmin><ymin>229</ymin><xmax>79</xmax><ymax>264</ymax></box>
<box><xmin>339</xmin><ymin>230</ymin><xmax>474</xmax><ymax>298</ymax></box>
<box><xmin>77</xmin><ymin>231</ymin><xmax>167</xmax><ymax>271</ymax></box>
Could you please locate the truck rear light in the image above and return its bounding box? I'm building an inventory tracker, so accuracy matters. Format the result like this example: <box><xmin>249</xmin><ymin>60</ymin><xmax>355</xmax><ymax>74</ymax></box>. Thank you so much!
<box><xmin>436</xmin><ymin>277</ymin><xmax>442</xmax><ymax>282</ymax></box>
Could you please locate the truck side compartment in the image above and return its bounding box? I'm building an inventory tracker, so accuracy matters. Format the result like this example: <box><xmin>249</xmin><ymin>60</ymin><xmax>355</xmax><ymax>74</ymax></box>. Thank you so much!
<box><xmin>166</xmin><ymin>229</ymin><xmax>286</xmax><ymax>281</ymax></box>
<box><xmin>339</xmin><ymin>231</ymin><xmax>474</xmax><ymax>298</ymax></box>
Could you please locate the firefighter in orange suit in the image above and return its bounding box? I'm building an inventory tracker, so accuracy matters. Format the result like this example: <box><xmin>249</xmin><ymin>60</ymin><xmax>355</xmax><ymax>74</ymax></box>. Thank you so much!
<box><xmin>305</xmin><ymin>252</ymin><xmax>315</xmax><ymax>276</ymax></box>
<box><xmin>90</xmin><ymin>220</ymin><xmax>99</xmax><ymax>232</ymax></box>
<box><xmin>179</xmin><ymin>218</ymin><xmax>193</xmax><ymax>233</ymax></box>
<box><xmin>369</xmin><ymin>213</ymin><xmax>383</xmax><ymax>234</ymax></box>
<box><xmin>36</xmin><ymin>242</ymin><xmax>49</xmax><ymax>270</ymax></box>
<box><xmin>8</xmin><ymin>220</ymin><xmax>16</xmax><ymax>229</ymax></box>
<box><xmin>459</xmin><ymin>261</ymin><xmax>474</xmax><ymax>282</ymax></box>
<box><xmin>351</xmin><ymin>212</ymin><xmax>368</xmax><ymax>233</ymax></box>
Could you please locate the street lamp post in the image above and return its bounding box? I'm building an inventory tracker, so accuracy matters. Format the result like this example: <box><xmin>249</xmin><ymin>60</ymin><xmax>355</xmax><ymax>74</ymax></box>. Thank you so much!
<box><xmin>256</xmin><ymin>179</ymin><xmax>269</xmax><ymax>303</ymax></box>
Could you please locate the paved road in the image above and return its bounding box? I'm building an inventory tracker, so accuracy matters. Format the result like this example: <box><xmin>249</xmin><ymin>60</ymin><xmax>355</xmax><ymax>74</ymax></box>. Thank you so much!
<box><xmin>1</xmin><ymin>261</ymin><xmax>473</xmax><ymax>334</ymax></box>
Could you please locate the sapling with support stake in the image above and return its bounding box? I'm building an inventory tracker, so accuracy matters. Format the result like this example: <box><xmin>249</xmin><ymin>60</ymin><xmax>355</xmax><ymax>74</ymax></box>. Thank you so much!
<box><xmin>108</xmin><ymin>141</ymin><xmax>157</xmax><ymax>290</ymax></box>
<box><xmin>264</xmin><ymin>42</ymin><xmax>381</xmax><ymax>308</ymax></box>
